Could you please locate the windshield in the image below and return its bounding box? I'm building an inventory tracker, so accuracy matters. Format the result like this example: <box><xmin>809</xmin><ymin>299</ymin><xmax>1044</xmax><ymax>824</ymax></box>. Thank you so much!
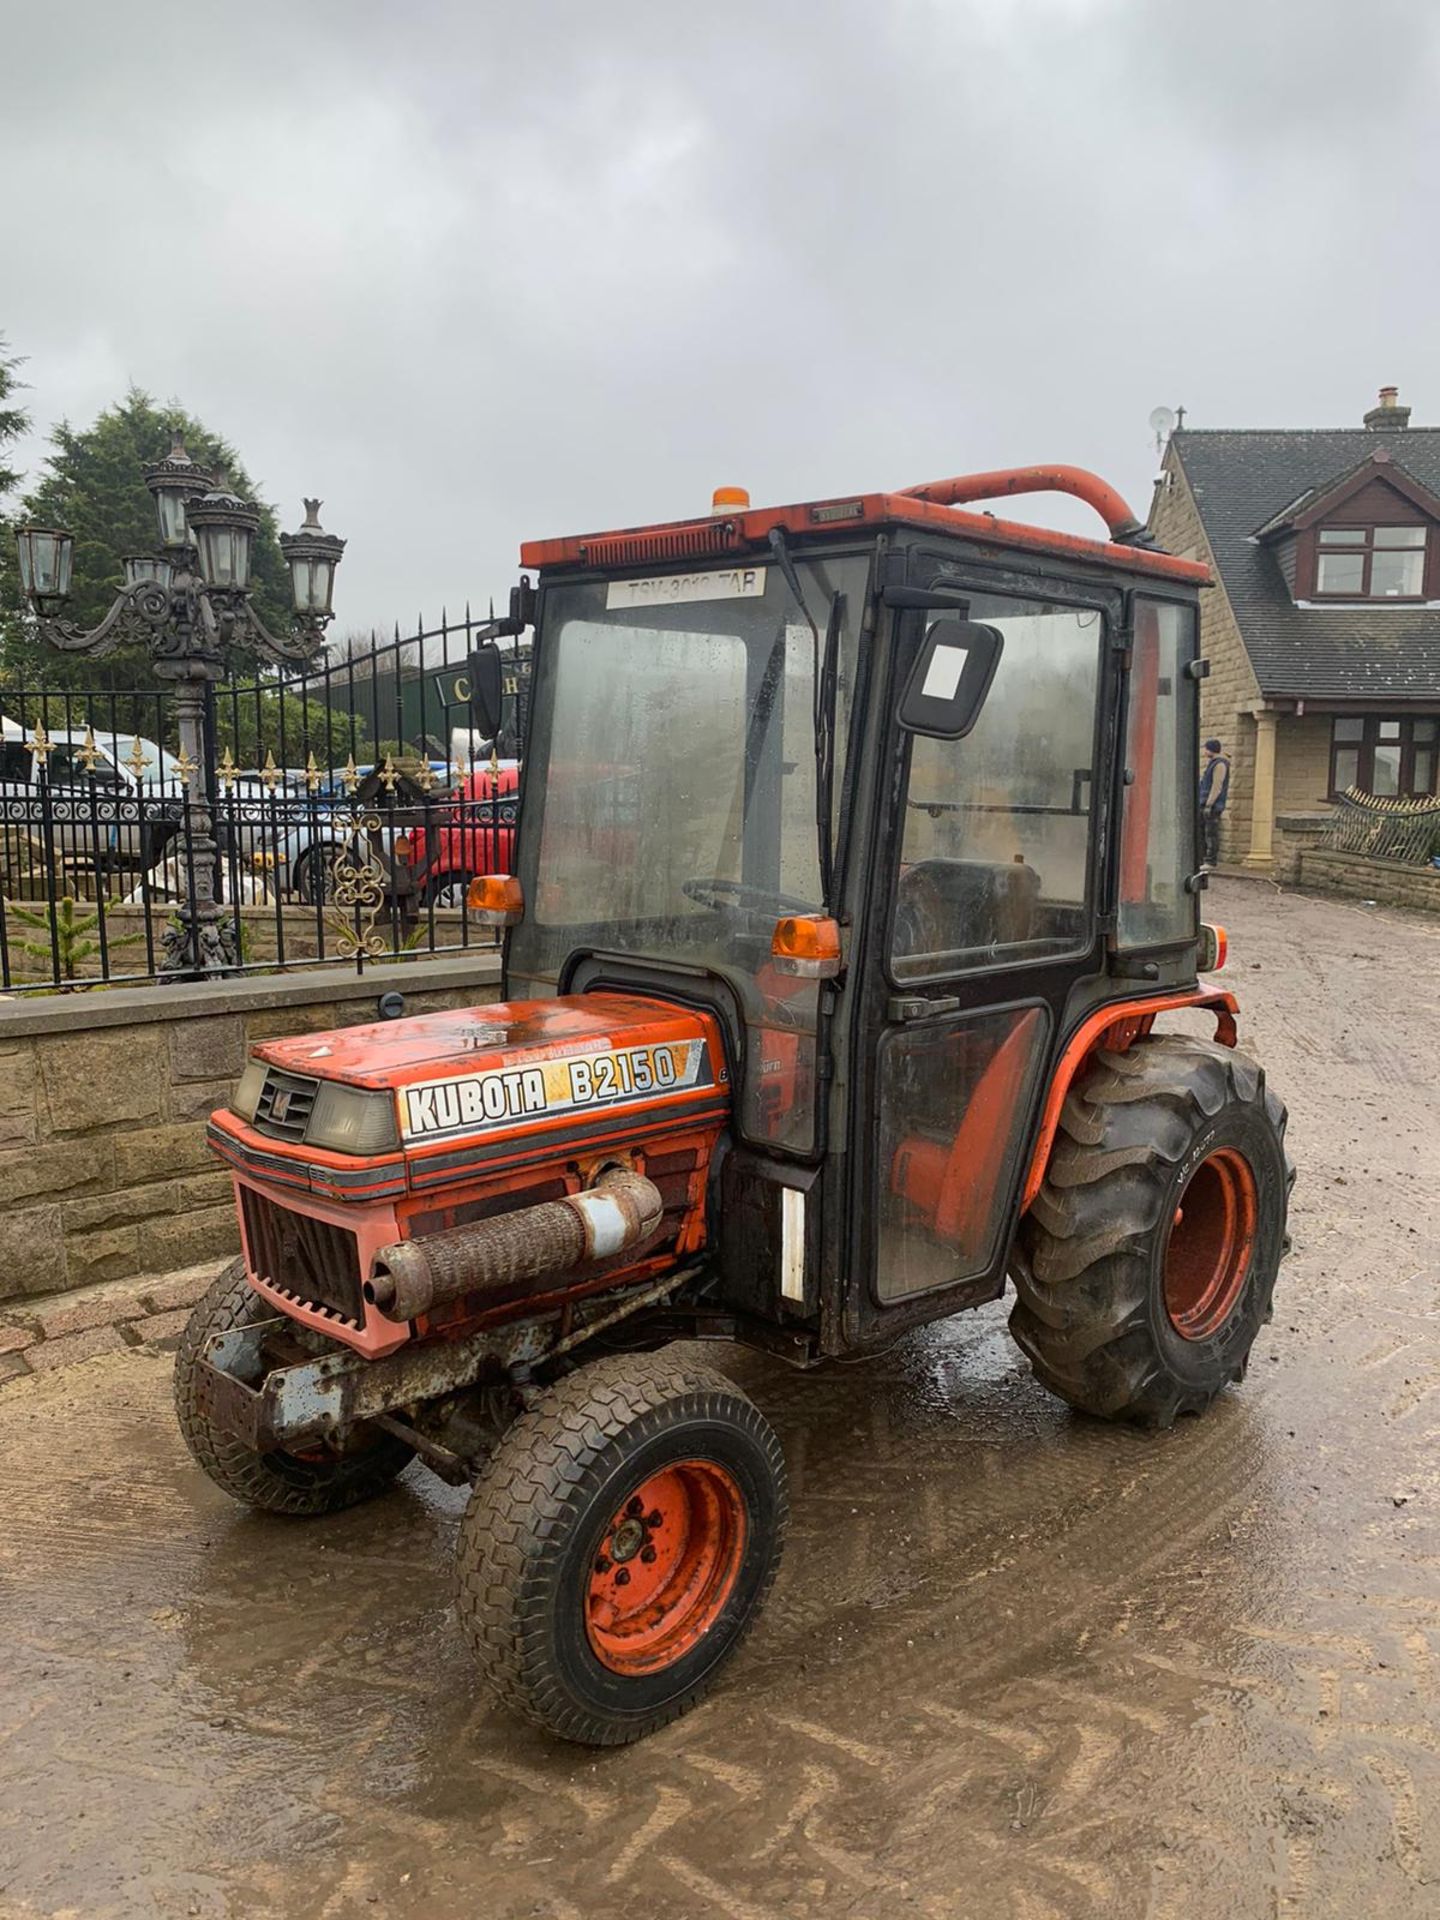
<box><xmin>512</xmin><ymin>552</ymin><xmax>870</xmax><ymax>1151</ymax></box>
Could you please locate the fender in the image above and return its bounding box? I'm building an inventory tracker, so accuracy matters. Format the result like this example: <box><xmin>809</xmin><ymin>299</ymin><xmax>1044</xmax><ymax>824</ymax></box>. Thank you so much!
<box><xmin>1020</xmin><ymin>983</ymin><xmax>1239</xmax><ymax>1211</ymax></box>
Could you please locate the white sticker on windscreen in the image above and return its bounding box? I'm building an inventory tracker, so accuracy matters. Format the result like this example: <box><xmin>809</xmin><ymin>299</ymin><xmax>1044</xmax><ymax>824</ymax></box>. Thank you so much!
<box><xmin>606</xmin><ymin>567</ymin><xmax>766</xmax><ymax>610</ymax></box>
<box><xmin>400</xmin><ymin>1038</ymin><xmax>712</xmax><ymax>1142</ymax></box>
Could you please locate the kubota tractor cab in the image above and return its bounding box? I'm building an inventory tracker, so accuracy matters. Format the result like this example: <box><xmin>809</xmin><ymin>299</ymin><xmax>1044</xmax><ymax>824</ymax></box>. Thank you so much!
<box><xmin>178</xmin><ymin>464</ymin><xmax>1292</xmax><ymax>1746</ymax></box>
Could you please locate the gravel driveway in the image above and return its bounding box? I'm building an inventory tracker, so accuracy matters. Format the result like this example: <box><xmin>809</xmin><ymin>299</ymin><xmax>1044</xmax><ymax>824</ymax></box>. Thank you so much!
<box><xmin>1</xmin><ymin>877</ymin><xmax>1438</xmax><ymax>1919</ymax></box>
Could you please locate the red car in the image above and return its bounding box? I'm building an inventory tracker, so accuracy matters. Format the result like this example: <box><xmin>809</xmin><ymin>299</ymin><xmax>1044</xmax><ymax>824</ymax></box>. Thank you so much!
<box><xmin>408</xmin><ymin>761</ymin><xmax>520</xmax><ymax>907</ymax></box>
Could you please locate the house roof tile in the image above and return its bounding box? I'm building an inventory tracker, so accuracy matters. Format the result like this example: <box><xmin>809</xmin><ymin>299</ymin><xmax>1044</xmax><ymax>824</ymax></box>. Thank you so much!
<box><xmin>1166</xmin><ymin>426</ymin><xmax>1440</xmax><ymax>702</ymax></box>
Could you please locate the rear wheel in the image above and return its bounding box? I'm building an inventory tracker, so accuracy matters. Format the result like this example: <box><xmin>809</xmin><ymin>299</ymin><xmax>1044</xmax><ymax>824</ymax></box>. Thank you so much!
<box><xmin>1010</xmin><ymin>1034</ymin><xmax>1292</xmax><ymax>1428</ymax></box>
<box><xmin>174</xmin><ymin>1259</ymin><xmax>413</xmax><ymax>1515</ymax></box>
<box><xmin>292</xmin><ymin>847</ymin><xmax>336</xmax><ymax>905</ymax></box>
<box><xmin>456</xmin><ymin>1350</ymin><xmax>786</xmax><ymax>1745</ymax></box>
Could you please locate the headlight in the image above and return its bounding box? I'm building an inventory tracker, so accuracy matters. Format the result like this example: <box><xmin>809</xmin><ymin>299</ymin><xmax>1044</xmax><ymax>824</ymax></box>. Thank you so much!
<box><xmin>231</xmin><ymin>1059</ymin><xmax>267</xmax><ymax>1122</ymax></box>
<box><xmin>306</xmin><ymin>1082</ymin><xmax>401</xmax><ymax>1156</ymax></box>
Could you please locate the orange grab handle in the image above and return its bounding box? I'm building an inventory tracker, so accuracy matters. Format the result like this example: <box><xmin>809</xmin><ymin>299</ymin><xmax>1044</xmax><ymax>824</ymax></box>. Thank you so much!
<box><xmin>899</xmin><ymin>466</ymin><xmax>1146</xmax><ymax>544</ymax></box>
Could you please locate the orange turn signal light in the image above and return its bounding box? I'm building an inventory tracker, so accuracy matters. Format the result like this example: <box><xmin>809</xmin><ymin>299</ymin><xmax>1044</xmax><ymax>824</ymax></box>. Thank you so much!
<box><xmin>711</xmin><ymin>485</ymin><xmax>750</xmax><ymax>516</ymax></box>
<box><xmin>771</xmin><ymin>913</ymin><xmax>842</xmax><ymax>979</ymax></box>
<box><xmin>1198</xmin><ymin>922</ymin><xmax>1227</xmax><ymax>972</ymax></box>
<box><xmin>465</xmin><ymin>874</ymin><xmax>524</xmax><ymax>925</ymax></box>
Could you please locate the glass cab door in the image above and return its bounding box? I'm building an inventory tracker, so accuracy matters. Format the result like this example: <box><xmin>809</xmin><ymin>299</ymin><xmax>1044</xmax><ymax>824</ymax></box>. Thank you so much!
<box><xmin>856</xmin><ymin>589</ymin><xmax>1115</xmax><ymax>1330</ymax></box>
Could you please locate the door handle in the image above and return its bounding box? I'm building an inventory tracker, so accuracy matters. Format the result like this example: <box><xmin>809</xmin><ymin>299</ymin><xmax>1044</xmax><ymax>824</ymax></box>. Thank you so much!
<box><xmin>886</xmin><ymin>994</ymin><xmax>961</xmax><ymax>1021</ymax></box>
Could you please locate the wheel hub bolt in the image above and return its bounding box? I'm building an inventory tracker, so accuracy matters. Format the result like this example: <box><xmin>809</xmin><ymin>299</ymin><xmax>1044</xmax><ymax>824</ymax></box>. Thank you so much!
<box><xmin>610</xmin><ymin>1517</ymin><xmax>646</xmax><ymax>1562</ymax></box>
<box><xmin>640</xmin><ymin>1544</ymin><xmax>657</xmax><ymax>1564</ymax></box>
<box><xmin>645</xmin><ymin>1509</ymin><xmax>663</xmax><ymax>1528</ymax></box>
<box><xmin>614</xmin><ymin>1567</ymin><xmax>631</xmax><ymax>1587</ymax></box>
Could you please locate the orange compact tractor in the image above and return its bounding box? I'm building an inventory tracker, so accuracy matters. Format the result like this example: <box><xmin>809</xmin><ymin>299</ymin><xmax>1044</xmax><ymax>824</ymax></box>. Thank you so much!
<box><xmin>178</xmin><ymin>465</ymin><xmax>1292</xmax><ymax>1744</ymax></box>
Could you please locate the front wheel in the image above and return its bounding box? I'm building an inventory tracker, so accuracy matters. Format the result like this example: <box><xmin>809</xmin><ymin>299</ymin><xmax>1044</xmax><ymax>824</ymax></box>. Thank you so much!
<box><xmin>1010</xmin><ymin>1034</ymin><xmax>1292</xmax><ymax>1429</ymax></box>
<box><xmin>456</xmin><ymin>1350</ymin><xmax>787</xmax><ymax>1746</ymax></box>
<box><xmin>174</xmin><ymin>1259</ymin><xmax>414</xmax><ymax>1515</ymax></box>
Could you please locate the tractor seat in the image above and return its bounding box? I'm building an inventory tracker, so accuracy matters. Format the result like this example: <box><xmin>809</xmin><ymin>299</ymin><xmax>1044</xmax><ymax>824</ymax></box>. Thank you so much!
<box><xmin>894</xmin><ymin>857</ymin><xmax>1041</xmax><ymax>967</ymax></box>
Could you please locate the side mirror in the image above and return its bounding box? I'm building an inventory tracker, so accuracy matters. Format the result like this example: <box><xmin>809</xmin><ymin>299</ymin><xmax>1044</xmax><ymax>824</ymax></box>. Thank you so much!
<box><xmin>467</xmin><ymin>642</ymin><xmax>505</xmax><ymax>741</ymax></box>
<box><xmin>898</xmin><ymin>618</ymin><xmax>1003</xmax><ymax>740</ymax></box>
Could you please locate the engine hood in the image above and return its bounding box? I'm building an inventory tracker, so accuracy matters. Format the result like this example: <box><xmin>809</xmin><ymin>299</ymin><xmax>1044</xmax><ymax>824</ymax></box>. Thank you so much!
<box><xmin>209</xmin><ymin>992</ymin><xmax>729</xmax><ymax>1199</ymax></box>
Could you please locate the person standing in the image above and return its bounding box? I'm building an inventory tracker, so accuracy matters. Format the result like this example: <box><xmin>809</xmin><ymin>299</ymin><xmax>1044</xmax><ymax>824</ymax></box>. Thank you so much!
<box><xmin>1198</xmin><ymin>737</ymin><xmax>1230</xmax><ymax>868</ymax></box>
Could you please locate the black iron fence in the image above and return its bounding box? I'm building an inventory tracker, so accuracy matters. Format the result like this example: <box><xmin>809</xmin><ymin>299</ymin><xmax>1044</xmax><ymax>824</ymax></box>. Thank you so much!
<box><xmin>0</xmin><ymin>610</ymin><xmax>529</xmax><ymax>991</ymax></box>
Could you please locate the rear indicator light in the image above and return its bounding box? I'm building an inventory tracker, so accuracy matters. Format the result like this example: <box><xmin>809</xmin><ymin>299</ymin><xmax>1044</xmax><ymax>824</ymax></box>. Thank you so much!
<box><xmin>771</xmin><ymin>913</ymin><xmax>842</xmax><ymax>979</ymax></box>
<box><xmin>466</xmin><ymin>874</ymin><xmax>524</xmax><ymax>925</ymax></box>
<box><xmin>1198</xmin><ymin>922</ymin><xmax>1228</xmax><ymax>972</ymax></box>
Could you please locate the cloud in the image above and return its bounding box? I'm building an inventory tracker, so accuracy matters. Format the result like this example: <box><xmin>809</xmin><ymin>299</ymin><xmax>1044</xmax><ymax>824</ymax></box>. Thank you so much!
<box><xmin>4</xmin><ymin>0</ymin><xmax>1439</xmax><ymax>629</ymax></box>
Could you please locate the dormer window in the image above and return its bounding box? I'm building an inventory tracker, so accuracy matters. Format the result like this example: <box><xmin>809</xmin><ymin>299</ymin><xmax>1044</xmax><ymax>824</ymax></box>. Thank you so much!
<box><xmin>1315</xmin><ymin>524</ymin><xmax>1426</xmax><ymax>599</ymax></box>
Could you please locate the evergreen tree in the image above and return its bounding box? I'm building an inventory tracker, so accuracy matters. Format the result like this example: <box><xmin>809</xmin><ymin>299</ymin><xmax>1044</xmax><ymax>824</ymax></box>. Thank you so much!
<box><xmin>0</xmin><ymin>335</ymin><xmax>31</xmax><ymax>665</ymax></box>
<box><xmin>0</xmin><ymin>335</ymin><xmax>27</xmax><ymax>498</ymax></box>
<box><xmin>0</xmin><ymin>386</ymin><xmax>296</xmax><ymax>690</ymax></box>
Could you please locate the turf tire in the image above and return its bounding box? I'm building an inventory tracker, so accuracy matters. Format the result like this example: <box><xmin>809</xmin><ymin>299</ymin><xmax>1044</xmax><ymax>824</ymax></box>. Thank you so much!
<box><xmin>173</xmin><ymin>1258</ymin><xmax>414</xmax><ymax>1515</ymax></box>
<box><xmin>1010</xmin><ymin>1034</ymin><xmax>1292</xmax><ymax>1429</ymax></box>
<box><xmin>456</xmin><ymin>1349</ymin><xmax>787</xmax><ymax>1746</ymax></box>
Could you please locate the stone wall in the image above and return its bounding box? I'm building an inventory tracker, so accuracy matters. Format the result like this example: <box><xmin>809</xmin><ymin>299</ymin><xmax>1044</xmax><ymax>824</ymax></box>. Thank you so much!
<box><xmin>1273</xmin><ymin>811</ymin><xmax>1336</xmax><ymax>886</ymax></box>
<box><xmin>1274</xmin><ymin>713</ymin><xmax>1336</xmax><ymax>818</ymax></box>
<box><xmin>0</xmin><ymin>953</ymin><xmax>501</xmax><ymax>1310</ymax></box>
<box><xmin>1150</xmin><ymin>459</ymin><xmax>1263</xmax><ymax>866</ymax></box>
<box><xmin>1297</xmin><ymin>847</ymin><xmax>1440</xmax><ymax>912</ymax></box>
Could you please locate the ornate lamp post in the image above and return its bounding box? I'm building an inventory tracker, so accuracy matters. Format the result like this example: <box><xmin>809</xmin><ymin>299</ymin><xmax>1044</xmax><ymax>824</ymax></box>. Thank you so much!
<box><xmin>13</xmin><ymin>436</ymin><xmax>344</xmax><ymax>976</ymax></box>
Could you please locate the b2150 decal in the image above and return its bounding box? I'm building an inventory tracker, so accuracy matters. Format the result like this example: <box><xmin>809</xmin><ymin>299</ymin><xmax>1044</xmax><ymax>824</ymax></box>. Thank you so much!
<box><xmin>400</xmin><ymin>1039</ymin><xmax>712</xmax><ymax>1142</ymax></box>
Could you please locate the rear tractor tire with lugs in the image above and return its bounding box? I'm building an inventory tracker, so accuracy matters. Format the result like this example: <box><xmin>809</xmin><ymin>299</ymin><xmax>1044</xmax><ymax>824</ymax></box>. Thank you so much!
<box><xmin>1010</xmin><ymin>1033</ymin><xmax>1292</xmax><ymax>1429</ymax></box>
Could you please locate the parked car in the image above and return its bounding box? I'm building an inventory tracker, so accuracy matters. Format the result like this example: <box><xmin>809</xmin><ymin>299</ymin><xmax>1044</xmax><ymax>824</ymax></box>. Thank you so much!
<box><xmin>408</xmin><ymin>761</ymin><xmax>520</xmax><ymax>906</ymax></box>
<box><xmin>0</xmin><ymin>717</ymin><xmax>184</xmax><ymax>878</ymax></box>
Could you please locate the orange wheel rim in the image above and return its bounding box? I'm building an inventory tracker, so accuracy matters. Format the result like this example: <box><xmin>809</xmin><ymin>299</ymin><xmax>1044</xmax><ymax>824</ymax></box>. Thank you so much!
<box><xmin>1163</xmin><ymin>1147</ymin><xmax>1258</xmax><ymax>1341</ymax></box>
<box><xmin>585</xmin><ymin>1459</ymin><xmax>746</xmax><ymax>1675</ymax></box>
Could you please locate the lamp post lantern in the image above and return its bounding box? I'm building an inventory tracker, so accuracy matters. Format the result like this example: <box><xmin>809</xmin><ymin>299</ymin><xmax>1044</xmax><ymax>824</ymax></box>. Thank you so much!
<box><xmin>14</xmin><ymin>437</ymin><xmax>344</xmax><ymax>977</ymax></box>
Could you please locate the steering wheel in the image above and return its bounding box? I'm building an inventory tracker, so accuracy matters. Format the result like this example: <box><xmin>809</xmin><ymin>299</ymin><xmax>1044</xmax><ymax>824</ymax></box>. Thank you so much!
<box><xmin>681</xmin><ymin>876</ymin><xmax>817</xmax><ymax>920</ymax></box>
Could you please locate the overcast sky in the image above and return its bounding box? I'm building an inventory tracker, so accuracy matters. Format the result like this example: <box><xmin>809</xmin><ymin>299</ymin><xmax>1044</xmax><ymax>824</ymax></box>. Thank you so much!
<box><xmin>3</xmin><ymin>0</ymin><xmax>1437</xmax><ymax>634</ymax></box>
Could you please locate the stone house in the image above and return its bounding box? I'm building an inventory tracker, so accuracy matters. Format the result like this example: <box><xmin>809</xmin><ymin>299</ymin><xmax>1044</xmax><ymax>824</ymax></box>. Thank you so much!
<box><xmin>1148</xmin><ymin>387</ymin><xmax>1440</xmax><ymax>869</ymax></box>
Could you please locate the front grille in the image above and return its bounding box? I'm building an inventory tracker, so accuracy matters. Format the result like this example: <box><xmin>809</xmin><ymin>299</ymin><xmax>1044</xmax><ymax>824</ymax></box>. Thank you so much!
<box><xmin>240</xmin><ymin>1186</ymin><xmax>364</xmax><ymax>1324</ymax></box>
<box><xmin>254</xmin><ymin>1068</ymin><xmax>319</xmax><ymax>1142</ymax></box>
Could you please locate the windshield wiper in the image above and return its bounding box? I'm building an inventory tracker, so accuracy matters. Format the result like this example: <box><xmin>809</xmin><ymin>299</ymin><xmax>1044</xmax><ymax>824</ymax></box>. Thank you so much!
<box><xmin>767</xmin><ymin>527</ymin><xmax>840</xmax><ymax>906</ymax></box>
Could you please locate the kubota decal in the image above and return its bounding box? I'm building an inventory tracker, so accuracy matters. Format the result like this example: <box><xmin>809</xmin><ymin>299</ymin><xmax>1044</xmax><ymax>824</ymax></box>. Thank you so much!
<box><xmin>400</xmin><ymin>1040</ymin><xmax>712</xmax><ymax>1142</ymax></box>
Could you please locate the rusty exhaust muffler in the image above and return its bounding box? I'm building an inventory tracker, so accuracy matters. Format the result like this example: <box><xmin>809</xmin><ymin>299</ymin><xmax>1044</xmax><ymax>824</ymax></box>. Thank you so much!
<box><xmin>364</xmin><ymin>1167</ymin><xmax>665</xmax><ymax>1321</ymax></box>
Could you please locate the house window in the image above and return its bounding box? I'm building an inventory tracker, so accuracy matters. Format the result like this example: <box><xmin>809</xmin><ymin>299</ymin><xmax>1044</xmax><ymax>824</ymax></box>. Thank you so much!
<box><xmin>1315</xmin><ymin>525</ymin><xmax>1427</xmax><ymax>599</ymax></box>
<box><xmin>1330</xmin><ymin>716</ymin><xmax>1439</xmax><ymax>797</ymax></box>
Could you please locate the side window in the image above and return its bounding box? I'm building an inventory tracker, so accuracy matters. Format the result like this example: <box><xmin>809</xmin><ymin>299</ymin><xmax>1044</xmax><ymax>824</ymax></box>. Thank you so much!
<box><xmin>891</xmin><ymin>600</ymin><xmax>1103</xmax><ymax>979</ymax></box>
<box><xmin>1117</xmin><ymin>599</ymin><xmax>1197</xmax><ymax>948</ymax></box>
<box><xmin>0</xmin><ymin>743</ymin><xmax>33</xmax><ymax>783</ymax></box>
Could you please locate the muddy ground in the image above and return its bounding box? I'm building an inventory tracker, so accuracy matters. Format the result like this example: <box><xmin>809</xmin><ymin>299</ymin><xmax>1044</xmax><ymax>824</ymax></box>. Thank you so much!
<box><xmin>1</xmin><ymin>878</ymin><xmax>1438</xmax><ymax>1920</ymax></box>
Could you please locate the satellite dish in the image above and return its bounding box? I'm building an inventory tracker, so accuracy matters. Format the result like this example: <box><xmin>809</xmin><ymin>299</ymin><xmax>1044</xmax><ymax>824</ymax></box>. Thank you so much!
<box><xmin>1149</xmin><ymin>405</ymin><xmax>1178</xmax><ymax>441</ymax></box>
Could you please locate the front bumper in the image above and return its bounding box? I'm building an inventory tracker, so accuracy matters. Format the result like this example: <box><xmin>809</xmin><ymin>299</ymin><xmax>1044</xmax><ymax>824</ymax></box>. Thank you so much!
<box><xmin>196</xmin><ymin>1313</ymin><xmax>550</xmax><ymax>1453</ymax></box>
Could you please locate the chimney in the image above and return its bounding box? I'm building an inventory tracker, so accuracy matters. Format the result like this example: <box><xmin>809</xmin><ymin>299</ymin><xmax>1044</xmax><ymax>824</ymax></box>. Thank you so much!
<box><xmin>1363</xmin><ymin>384</ymin><xmax>1411</xmax><ymax>430</ymax></box>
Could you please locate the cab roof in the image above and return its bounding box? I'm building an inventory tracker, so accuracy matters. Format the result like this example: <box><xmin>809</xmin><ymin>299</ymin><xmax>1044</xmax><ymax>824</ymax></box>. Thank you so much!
<box><xmin>519</xmin><ymin>466</ymin><xmax>1211</xmax><ymax>589</ymax></box>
